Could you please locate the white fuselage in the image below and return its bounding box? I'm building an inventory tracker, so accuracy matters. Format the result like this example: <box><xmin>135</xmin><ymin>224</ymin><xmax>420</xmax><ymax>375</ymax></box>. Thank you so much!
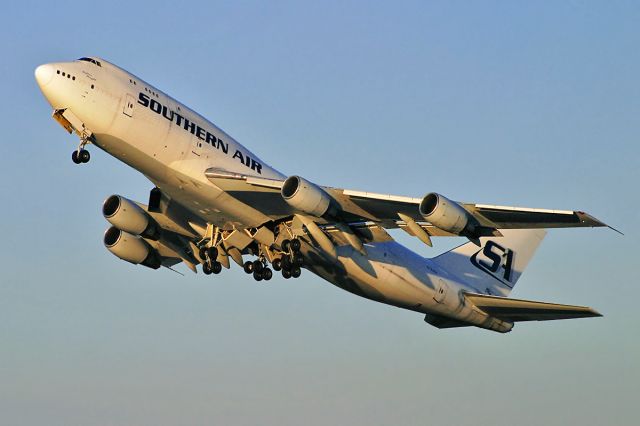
<box><xmin>35</xmin><ymin>58</ymin><xmax>511</xmax><ymax>332</ymax></box>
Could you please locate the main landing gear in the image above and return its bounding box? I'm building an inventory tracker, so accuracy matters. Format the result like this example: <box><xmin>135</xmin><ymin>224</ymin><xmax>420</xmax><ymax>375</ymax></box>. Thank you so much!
<box><xmin>199</xmin><ymin>245</ymin><xmax>222</xmax><ymax>275</ymax></box>
<box><xmin>197</xmin><ymin>228</ymin><xmax>304</xmax><ymax>283</ymax></box>
<box><xmin>274</xmin><ymin>238</ymin><xmax>303</xmax><ymax>280</ymax></box>
<box><xmin>243</xmin><ymin>259</ymin><xmax>273</xmax><ymax>282</ymax></box>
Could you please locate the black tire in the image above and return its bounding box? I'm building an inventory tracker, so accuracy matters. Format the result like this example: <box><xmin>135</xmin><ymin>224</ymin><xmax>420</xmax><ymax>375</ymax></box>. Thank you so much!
<box><xmin>199</xmin><ymin>246</ymin><xmax>208</xmax><ymax>260</ymax></box>
<box><xmin>281</xmin><ymin>256</ymin><xmax>292</xmax><ymax>271</ymax></box>
<box><xmin>212</xmin><ymin>262</ymin><xmax>222</xmax><ymax>274</ymax></box>
<box><xmin>253</xmin><ymin>270</ymin><xmax>263</xmax><ymax>281</ymax></box>
<box><xmin>293</xmin><ymin>253</ymin><xmax>304</xmax><ymax>267</ymax></box>
<box><xmin>208</xmin><ymin>246</ymin><xmax>218</xmax><ymax>260</ymax></box>
<box><xmin>72</xmin><ymin>150</ymin><xmax>81</xmax><ymax>164</ymax></box>
<box><xmin>291</xmin><ymin>266</ymin><xmax>301</xmax><ymax>278</ymax></box>
<box><xmin>282</xmin><ymin>269</ymin><xmax>291</xmax><ymax>279</ymax></box>
<box><xmin>80</xmin><ymin>149</ymin><xmax>90</xmax><ymax>163</ymax></box>
<box><xmin>281</xmin><ymin>239</ymin><xmax>290</xmax><ymax>252</ymax></box>
<box><xmin>252</xmin><ymin>260</ymin><xmax>264</xmax><ymax>273</ymax></box>
<box><xmin>202</xmin><ymin>263</ymin><xmax>212</xmax><ymax>275</ymax></box>
<box><xmin>272</xmin><ymin>258</ymin><xmax>282</xmax><ymax>271</ymax></box>
<box><xmin>243</xmin><ymin>261</ymin><xmax>254</xmax><ymax>274</ymax></box>
<box><xmin>262</xmin><ymin>268</ymin><xmax>273</xmax><ymax>281</ymax></box>
<box><xmin>290</xmin><ymin>238</ymin><xmax>301</xmax><ymax>252</ymax></box>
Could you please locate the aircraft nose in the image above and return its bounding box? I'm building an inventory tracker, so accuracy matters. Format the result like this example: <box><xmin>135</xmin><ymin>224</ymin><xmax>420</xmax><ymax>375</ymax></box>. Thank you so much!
<box><xmin>35</xmin><ymin>63</ymin><xmax>54</xmax><ymax>87</ymax></box>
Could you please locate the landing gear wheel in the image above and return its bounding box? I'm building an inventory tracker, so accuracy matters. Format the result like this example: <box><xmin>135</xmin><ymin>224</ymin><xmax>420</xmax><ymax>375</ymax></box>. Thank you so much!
<box><xmin>262</xmin><ymin>268</ymin><xmax>273</xmax><ymax>281</ymax></box>
<box><xmin>282</xmin><ymin>269</ymin><xmax>292</xmax><ymax>279</ymax></box>
<box><xmin>208</xmin><ymin>247</ymin><xmax>218</xmax><ymax>260</ymax></box>
<box><xmin>252</xmin><ymin>260</ymin><xmax>264</xmax><ymax>273</ymax></box>
<box><xmin>211</xmin><ymin>262</ymin><xmax>222</xmax><ymax>274</ymax></box>
<box><xmin>272</xmin><ymin>258</ymin><xmax>282</xmax><ymax>271</ymax></box>
<box><xmin>199</xmin><ymin>246</ymin><xmax>208</xmax><ymax>260</ymax></box>
<box><xmin>281</xmin><ymin>239</ymin><xmax>291</xmax><ymax>252</ymax></box>
<box><xmin>243</xmin><ymin>261</ymin><xmax>254</xmax><ymax>274</ymax></box>
<box><xmin>253</xmin><ymin>270</ymin><xmax>263</xmax><ymax>281</ymax></box>
<box><xmin>293</xmin><ymin>253</ymin><xmax>304</xmax><ymax>267</ymax></box>
<box><xmin>290</xmin><ymin>266</ymin><xmax>301</xmax><ymax>278</ymax></box>
<box><xmin>202</xmin><ymin>263</ymin><xmax>212</xmax><ymax>275</ymax></box>
<box><xmin>290</xmin><ymin>238</ymin><xmax>301</xmax><ymax>252</ymax></box>
<box><xmin>79</xmin><ymin>149</ymin><xmax>90</xmax><ymax>163</ymax></box>
<box><xmin>71</xmin><ymin>150</ymin><xmax>81</xmax><ymax>164</ymax></box>
<box><xmin>281</xmin><ymin>257</ymin><xmax>292</xmax><ymax>271</ymax></box>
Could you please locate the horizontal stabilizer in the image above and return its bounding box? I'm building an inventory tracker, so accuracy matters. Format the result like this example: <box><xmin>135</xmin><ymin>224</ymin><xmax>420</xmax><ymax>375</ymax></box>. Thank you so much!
<box><xmin>465</xmin><ymin>292</ymin><xmax>602</xmax><ymax>322</ymax></box>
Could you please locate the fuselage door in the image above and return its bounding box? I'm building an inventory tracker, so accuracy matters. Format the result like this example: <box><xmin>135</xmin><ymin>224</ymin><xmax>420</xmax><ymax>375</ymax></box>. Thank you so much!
<box><xmin>191</xmin><ymin>138</ymin><xmax>204</xmax><ymax>158</ymax></box>
<box><xmin>434</xmin><ymin>278</ymin><xmax>448</xmax><ymax>303</ymax></box>
<box><xmin>123</xmin><ymin>94</ymin><xmax>135</xmax><ymax>117</ymax></box>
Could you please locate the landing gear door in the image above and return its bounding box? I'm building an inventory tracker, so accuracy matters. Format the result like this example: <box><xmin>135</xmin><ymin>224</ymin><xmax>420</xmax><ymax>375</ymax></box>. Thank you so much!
<box><xmin>123</xmin><ymin>94</ymin><xmax>135</xmax><ymax>117</ymax></box>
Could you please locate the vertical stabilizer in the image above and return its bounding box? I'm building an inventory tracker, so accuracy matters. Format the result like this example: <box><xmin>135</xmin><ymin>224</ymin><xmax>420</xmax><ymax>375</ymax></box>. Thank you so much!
<box><xmin>431</xmin><ymin>229</ymin><xmax>546</xmax><ymax>296</ymax></box>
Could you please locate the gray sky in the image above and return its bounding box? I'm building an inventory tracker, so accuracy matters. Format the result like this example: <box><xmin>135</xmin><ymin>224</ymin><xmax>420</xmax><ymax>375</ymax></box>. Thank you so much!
<box><xmin>1</xmin><ymin>1</ymin><xmax>638</xmax><ymax>425</ymax></box>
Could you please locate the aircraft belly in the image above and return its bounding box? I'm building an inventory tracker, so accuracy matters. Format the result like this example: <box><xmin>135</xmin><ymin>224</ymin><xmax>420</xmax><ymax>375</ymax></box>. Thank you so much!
<box><xmin>305</xmin><ymin>242</ymin><xmax>447</xmax><ymax>314</ymax></box>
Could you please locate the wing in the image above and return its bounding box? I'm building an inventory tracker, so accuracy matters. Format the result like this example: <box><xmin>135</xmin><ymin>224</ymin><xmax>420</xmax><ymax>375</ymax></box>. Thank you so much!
<box><xmin>204</xmin><ymin>169</ymin><xmax>609</xmax><ymax>244</ymax></box>
<box><xmin>464</xmin><ymin>293</ymin><xmax>602</xmax><ymax>322</ymax></box>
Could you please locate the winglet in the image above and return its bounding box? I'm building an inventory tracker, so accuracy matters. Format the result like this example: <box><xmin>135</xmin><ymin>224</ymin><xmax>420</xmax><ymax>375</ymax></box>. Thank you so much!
<box><xmin>575</xmin><ymin>211</ymin><xmax>609</xmax><ymax>228</ymax></box>
<box><xmin>575</xmin><ymin>211</ymin><xmax>622</xmax><ymax>234</ymax></box>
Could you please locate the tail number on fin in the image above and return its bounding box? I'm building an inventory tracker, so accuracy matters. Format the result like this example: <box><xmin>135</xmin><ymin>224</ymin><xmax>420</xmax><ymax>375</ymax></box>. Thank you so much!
<box><xmin>470</xmin><ymin>241</ymin><xmax>514</xmax><ymax>285</ymax></box>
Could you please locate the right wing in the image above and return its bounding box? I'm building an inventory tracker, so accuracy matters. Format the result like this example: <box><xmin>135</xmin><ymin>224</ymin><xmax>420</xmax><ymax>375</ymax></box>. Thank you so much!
<box><xmin>204</xmin><ymin>169</ymin><xmax>609</xmax><ymax>245</ymax></box>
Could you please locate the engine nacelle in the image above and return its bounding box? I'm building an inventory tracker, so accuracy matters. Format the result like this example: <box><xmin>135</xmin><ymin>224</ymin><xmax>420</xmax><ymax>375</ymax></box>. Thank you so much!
<box><xmin>419</xmin><ymin>192</ymin><xmax>473</xmax><ymax>235</ymax></box>
<box><xmin>103</xmin><ymin>226</ymin><xmax>161</xmax><ymax>269</ymax></box>
<box><xmin>281</xmin><ymin>175</ymin><xmax>333</xmax><ymax>217</ymax></box>
<box><xmin>102</xmin><ymin>195</ymin><xmax>159</xmax><ymax>240</ymax></box>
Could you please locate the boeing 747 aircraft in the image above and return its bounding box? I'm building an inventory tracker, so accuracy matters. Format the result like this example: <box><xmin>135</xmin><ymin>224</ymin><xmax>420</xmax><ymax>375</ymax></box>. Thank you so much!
<box><xmin>35</xmin><ymin>57</ymin><xmax>608</xmax><ymax>332</ymax></box>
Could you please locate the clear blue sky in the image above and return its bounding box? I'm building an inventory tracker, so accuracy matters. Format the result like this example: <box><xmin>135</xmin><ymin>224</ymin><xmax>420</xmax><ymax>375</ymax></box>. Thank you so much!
<box><xmin>1</xmin><ymin>1</ymin><xmax>638</xmax><ymax>425</ymax></box>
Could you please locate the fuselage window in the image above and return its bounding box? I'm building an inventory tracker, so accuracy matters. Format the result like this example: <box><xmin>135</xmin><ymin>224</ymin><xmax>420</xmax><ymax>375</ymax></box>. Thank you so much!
<box><xmin>62</xmin><ymin>72</ymin><xmax>66</xmax><ymax>77</ymax></box>
<box><xmin>77</xmin><ymin>57</ymin><xmax>102</xmax><ymax>67</ymax></box>
<box><xmin>56</xmin><ymin>70</ymin><xmax>60</xmax><ymax>75</ymax></box>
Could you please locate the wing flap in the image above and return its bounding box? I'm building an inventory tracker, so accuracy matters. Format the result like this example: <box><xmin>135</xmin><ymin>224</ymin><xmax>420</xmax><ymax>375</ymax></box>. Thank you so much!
<box><xmin>465</xmin><ymin>292</ymin><xmax>602</xmax><ymax>322</ymax></box>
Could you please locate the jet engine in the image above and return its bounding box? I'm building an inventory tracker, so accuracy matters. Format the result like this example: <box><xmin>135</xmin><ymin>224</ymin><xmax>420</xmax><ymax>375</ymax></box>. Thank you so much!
<box><xmin>419</xmin><ymin>192</ymin><xmax>474</xmax><ymax>235</ymax></box>
<box><xmin>281</xmin><ymin>175</ymin><xmax>333</xmax><ymax>217</ymax></box>
<box><xmin>103</xmin><ymin>195</ymin><xmax>159</xmax><ymax>239</ymax></box>
<box><xmin>103</xmin><ymin>226</ymin><xmax>161</xmax><ymax>269</ymax></box>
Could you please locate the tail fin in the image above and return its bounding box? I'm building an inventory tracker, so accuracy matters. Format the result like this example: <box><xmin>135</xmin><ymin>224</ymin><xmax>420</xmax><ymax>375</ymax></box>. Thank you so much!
<box><xmin>431</xmin><ymin>229</ymin><xmax>546</xmax><ymax>296</ymax></box>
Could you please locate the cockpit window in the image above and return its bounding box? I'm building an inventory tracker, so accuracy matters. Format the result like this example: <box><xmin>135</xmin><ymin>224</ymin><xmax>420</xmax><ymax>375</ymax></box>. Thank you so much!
<box><xmin>77</xmin><ymin>57</ymin><xmax>102</xmax><ymax>67</ymax></box>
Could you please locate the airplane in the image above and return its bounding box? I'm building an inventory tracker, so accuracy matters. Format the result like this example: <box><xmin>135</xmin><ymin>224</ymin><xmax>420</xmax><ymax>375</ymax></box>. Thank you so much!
<box><xmin>35</xmin><ymin>57</ymin><xmax>609</xmax><ymax>333</ymax></box>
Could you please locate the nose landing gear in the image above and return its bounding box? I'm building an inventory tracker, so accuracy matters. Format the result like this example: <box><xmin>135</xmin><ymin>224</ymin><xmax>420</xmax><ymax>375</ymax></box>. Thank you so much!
<box><xmin>72</xmin><ymin>133</ymin><xmax>93</xmax><ymax>164</ymax></box>
<box><xmin>72</xmin><ymin>148</ymin><xmax>90</xmax><ymax>164</ymax></box>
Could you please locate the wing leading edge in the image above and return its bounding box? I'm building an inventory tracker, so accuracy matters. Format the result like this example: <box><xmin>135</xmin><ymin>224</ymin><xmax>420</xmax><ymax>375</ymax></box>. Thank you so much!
<box><xmin>204</xmin><ymin>169</ymin><xmax>609</xmax><ymax>238</ymax></box>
